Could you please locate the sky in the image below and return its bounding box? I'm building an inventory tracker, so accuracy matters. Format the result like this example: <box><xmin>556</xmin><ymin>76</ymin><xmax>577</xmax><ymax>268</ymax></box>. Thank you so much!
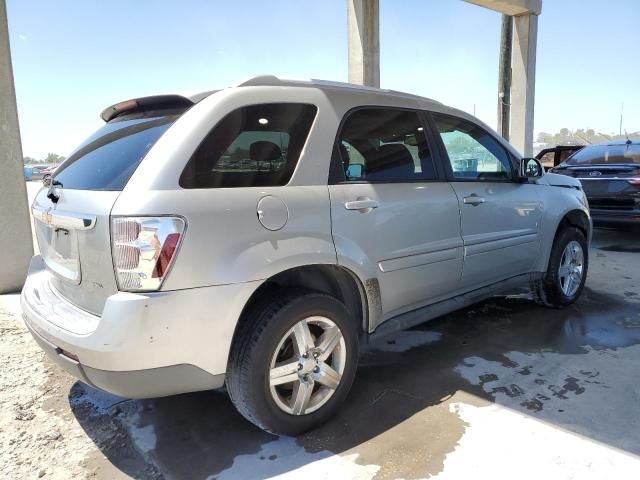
<box><xmin>7</xmin><ymin>0</ymin><xmax>640</xmax><ymax>158</ymax></box>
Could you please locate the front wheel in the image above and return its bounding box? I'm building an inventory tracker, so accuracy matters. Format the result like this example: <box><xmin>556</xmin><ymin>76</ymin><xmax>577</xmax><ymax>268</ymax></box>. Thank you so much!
<box><xmin>226</xmin><ymin>291</ymin><xmax>359</xmax><ymax>435</ymax></box>
<box><xmin>532</xmin><ymin>227</ymin><xmax>588</xmax><ymax>308</ymax></box>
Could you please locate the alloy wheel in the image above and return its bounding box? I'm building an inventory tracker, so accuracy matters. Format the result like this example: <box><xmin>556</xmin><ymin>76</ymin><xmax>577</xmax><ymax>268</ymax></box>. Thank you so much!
<box><xmin>558</xmin><ymin>240</ymin><xmax>584</xmax><ymax>297</ymax></box>
<box><xmin>268</xmin><ymin>316</ymin><xmax>346</xmax><ymax>415</ymax></box>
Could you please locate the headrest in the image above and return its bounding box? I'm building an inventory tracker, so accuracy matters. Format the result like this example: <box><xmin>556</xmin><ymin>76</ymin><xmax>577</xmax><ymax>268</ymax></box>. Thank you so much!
<box><xmin>250</xmin><ymin>141</ymin><xmax>282</xmax><ymax>162</ymax></box>
<box><xmin>367</xmin><ymin>144</ymin><xmax>414</xmax><ymax>173</ymax></box>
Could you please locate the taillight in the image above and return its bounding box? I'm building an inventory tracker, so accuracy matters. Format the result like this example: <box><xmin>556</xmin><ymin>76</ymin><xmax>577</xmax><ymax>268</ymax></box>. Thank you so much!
<box><xmin>627</xmin><ymin>174</ymin><xmax>640</xmax><ymax>186</ymax></box>
<box><xmin>111</xmin><ymin>217</ymin><xmax>185</xmax><ymax>291</ymax></box>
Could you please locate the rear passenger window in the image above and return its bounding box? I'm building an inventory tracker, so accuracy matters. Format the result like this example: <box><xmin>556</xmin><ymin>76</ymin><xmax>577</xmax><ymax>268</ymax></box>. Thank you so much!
<box><xmin>180</xmin><ymin>103</ymin><xmax>317</xmax><ymax>188</ymax></box>
<box><xmin>432</xmin><ymin>113</ymin><xmax>513</xmax><ymax>181</ymax></box>
<box><xmin>337</xmin><ymin>108</ymin><xmax>436</xmax><ymax>182</ymax></box>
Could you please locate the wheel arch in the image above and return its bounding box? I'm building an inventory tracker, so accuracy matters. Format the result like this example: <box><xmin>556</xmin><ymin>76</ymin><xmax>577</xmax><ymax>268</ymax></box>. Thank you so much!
<box><xmin>229</xmin><ymin>264</ymin><xmax>372</xmax><ymax>363</ymax></box>
<box><xmin>541</xmin><ymin>208</ymin><xmax>591</xmax><ymax>271</ymax></box>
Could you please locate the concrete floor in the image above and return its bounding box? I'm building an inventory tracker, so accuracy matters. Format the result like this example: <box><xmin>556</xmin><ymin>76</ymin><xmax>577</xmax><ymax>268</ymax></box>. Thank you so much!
<box><xmin>13</xmin><ymin>183</ymin><xmax>640</xmax><ymax>478</ymax></box>
<box><xmin>61</xmin><ymin>227</ymin><xmax>639</xmax><ymax>480</ymax></box>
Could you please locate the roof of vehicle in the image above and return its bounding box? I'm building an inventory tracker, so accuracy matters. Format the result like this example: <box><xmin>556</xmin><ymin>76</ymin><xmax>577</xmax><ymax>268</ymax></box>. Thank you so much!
<box><xmin>101</xmin><ymin>75</ymin><xmax>444</xmax><ymax>122</ymax></box>
<box><xmin>579</xmin><ymin>139</ymin><xmax>640</xmax><ymax>148</ymax></box>
<box><xmin>232</xmin><ymin>75</ymin><xmax>443</xmax><ymax>104</ymax></box>
<box><xmin>540</xmin><ymin>145</ymin><xmax>584</xmax><ymax>151</ymax></box>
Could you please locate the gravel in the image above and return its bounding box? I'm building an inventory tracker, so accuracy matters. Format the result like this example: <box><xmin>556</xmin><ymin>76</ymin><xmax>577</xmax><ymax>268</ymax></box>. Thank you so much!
<box><xmin>0</xmin><ymin>294</ymin><xmax>162</xmax><ymax>479</ymax></box>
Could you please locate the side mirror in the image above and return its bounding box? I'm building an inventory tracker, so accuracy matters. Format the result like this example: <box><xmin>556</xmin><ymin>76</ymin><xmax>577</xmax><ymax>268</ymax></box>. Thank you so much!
<box><xmin>346</xmin><ymin>164</ymin><xmax>364</xmax><ymax>179</ymax></box>
<box><xmin>519</xmin><ymin>157</ymin><xmax>544</xmax><ymax>179</ymax></box>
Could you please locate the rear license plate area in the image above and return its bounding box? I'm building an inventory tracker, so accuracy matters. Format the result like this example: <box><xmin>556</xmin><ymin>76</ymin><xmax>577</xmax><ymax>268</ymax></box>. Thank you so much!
<box><xmin>35</xmin><ymin>220</ymin><xmax>81</xmax><ymax>283</ymax></box>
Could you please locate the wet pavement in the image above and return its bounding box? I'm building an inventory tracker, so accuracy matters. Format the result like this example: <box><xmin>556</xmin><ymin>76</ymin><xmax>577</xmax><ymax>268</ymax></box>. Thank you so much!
<box><xmin>62</xmin><ymin>226</ymin><xmax>640</xmax><ymax>479</ymax></box>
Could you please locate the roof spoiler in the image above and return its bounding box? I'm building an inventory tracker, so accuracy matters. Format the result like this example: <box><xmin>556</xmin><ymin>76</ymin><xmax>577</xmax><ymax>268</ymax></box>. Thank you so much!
<box><xmin>100</xmin><ymin>94</ymin><xmax>194</xmax><ymax>122</ymax></box>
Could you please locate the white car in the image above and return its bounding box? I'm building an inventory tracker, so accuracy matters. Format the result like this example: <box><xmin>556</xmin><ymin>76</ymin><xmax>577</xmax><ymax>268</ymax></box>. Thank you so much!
<box><xmin>22</xmin><ymin>76</ymin><xmax>591</xmax><ymax>435</ymax></box>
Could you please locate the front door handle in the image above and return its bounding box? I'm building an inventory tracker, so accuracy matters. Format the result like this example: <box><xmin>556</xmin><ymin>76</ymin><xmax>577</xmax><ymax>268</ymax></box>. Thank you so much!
<box><xmin>345</xmin><ymin>197</ymin><xmax>379</xmax><ymax>212</ymax></box>
<box><xmin>463</xmin><ymin>194</ymin><xmax>486</xmax><ymax>206</ymax></box>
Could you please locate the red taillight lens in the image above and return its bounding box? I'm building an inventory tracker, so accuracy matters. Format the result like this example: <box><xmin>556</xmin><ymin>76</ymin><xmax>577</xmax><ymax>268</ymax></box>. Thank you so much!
<box><xmin>627</xmin><ymin>174</ymin><xmax>640</xmax><ymax>185</ymax></box>
<box><xmin>152</xmin><ymin>232</ymin><xmax>181</xmax><ymax>278</ymax></box>
<box><xmin>111</xmin><ymin>217</ymin><xmax>185</xmax><ymax>291</ymax></box>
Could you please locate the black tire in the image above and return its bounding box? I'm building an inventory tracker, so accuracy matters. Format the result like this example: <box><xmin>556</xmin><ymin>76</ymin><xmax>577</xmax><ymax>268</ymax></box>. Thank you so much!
<box><xmin>226</xmin><ymin>291</ymin><xmax>359</xmax><ymax>435</ymax></box>
<box><xmin>531</xmin><ymin>227</ymin><xmax>588</xmax><ymax>308</ymax></box>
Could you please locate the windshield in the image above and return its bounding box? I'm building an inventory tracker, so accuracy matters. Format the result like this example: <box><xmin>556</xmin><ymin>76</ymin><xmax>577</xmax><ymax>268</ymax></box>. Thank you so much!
<box><xmin>53</xmin><ymin>110</ymin><xmax>180</xmax><ymax>190</ymax></box>
<box><xmin>565</xmin><ymin>143</ymin><xmax>640</xmax><ymax>165</ymax></box>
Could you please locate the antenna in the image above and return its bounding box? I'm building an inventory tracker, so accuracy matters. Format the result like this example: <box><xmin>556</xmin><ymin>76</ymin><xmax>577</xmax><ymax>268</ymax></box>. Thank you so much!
<box><xmin>619</xmin><ymin>103</ymin><xmax>624</xmax><ymax>136</ymax></box>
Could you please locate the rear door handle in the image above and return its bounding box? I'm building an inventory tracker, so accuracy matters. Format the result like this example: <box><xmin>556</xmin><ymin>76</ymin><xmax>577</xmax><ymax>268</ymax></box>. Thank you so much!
<box><xmin>463</xmin><ymin>194</ymin><xmax>485</xmax><ymax>206</ymax></box>
<box><xmin>344</xmin><ymin>198</ymin><xmax>379</xmax><ymax>211</ymax></box>
<box><xmin>32</xmin><ymin>206</ymin><xmax>97</xmax><ymax>230</ymax></box>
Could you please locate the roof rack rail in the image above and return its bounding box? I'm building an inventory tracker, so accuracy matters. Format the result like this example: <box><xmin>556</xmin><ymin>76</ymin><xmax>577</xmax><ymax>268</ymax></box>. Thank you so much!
<box><xmin>234</xmin><ymin>75</ymin><xmax>442</xmax><ymax>104</ymax></box>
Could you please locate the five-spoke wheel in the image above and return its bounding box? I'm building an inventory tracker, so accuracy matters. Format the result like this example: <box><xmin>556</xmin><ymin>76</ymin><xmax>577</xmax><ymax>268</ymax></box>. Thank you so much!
<box><xmin>227</xmin><ymin>291</ymin><xmax>358</xmax><ymax>435</ymax></box>
<box><xmin>558</xmin><ymin>240</ymin><xmax>584</xmax><ymax>297</ymax></box>
<box><xmin>269</xmin><ymin>316</ymin><xmax>346</xmax><ymax>415</ymax></box>
<box><xmin>532</xmin><ymin>226</ymin><xmax>588</xmax><ymax>308</ymax></box>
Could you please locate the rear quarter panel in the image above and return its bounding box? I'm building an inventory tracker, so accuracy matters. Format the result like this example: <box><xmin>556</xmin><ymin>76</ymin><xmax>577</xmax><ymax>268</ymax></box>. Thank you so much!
<box><xmin>114</xmin><ymin>86</ymin><xmax>344</xmax><ymax>289</ymax></box>
<box><xmin>112</xmin><ymin>186</ymin><xmax>337</xmax><ymax>289</ymax></box>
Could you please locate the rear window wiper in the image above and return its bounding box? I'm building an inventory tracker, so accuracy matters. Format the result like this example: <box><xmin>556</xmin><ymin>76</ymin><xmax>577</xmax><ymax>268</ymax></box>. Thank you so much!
<box><xmin>47</xmin><ymin>180</ymin><xmax>63</xmax><ymax>204</ymax></box>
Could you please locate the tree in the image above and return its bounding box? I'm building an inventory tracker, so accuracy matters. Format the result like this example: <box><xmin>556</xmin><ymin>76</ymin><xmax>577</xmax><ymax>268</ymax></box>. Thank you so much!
<box><xmin>446</xmin><ymin>136</ymin><xmax>476</xmax><ymax>157</ymax></box>
<box><xmin>44</xmin><ymin>153</ymin><xmax>65</xmax><ymax>164</ymax></box>
<box><xmin>536</xmin><ymin>132</ymin><xmax>553</xmax><ymax>144</ymax></box>
<box><xmin>23</xmin><ymin>156</ymin><xmax>38</xmax><ymax>164</ymax></box>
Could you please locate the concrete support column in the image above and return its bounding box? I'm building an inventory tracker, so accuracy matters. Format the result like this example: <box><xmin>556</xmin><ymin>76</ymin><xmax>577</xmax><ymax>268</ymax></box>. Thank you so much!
<box><xmin>347</xmin><ymin>0</ymin><xmax>379</xmax><ymax>87</ymax></box>
<box><xmin>0</xmin><ymin>0</ymin><xmax>33</xmax><ymax>293</ymax></box>
<box><xmin>509</xmin><ymin>12</ymin><xmax>538</xmax><ymax>156</ymax></box>
<box><xmin>497</xmin><ymin>14</ymin><xmax>512</xmax><ymax>141</ymax></box>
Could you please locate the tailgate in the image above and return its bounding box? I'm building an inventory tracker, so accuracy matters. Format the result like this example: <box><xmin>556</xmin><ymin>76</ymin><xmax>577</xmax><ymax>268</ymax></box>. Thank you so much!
<box><xmin>32</xmin><ymin>189</ymin><xmax>120</xmax><ymax>315</ymax></box>
<box><xmin>31</xmin><ymin>108</ymin><xmax>184</xmax><ymax>315</ymax></box>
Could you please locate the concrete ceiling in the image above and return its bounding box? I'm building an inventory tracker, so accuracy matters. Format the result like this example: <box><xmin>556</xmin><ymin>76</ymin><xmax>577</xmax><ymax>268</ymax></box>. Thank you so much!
<box><xmin>465</xmin><ymin>0</ymin><xmax>542</xmax><ymax>16</ymax></box>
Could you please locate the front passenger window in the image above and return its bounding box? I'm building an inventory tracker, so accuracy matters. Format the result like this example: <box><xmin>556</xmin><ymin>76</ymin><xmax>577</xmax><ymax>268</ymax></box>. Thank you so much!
<box><xmin>432</xmin><ymin>113</ymin><xmax>513</xmax><ymax>181</ymax></box>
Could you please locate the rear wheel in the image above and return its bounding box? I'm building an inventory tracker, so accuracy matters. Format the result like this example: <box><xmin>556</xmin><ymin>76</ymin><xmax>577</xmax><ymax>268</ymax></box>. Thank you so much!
<box><xmin>226</xmin><ymin>291</ymin><xmax>359</xmax><ymax>435</ymax></box>
<box><xmin>532</xmin><ymin>227</ymin><xmax>588</xmax><ymax>308</ymax></box>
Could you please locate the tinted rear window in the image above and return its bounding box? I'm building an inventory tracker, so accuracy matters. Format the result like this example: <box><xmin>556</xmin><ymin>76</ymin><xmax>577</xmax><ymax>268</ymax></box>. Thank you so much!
<box><xmin>53</xmin><ymin>111</ymin><xmax>180</xmax><ymax>190</ymax></box>
<box><xmin>566</xmin><ymin>143</ymin><xmax>640</xmax><ymax>165</ymax></box>
<box><xmin>180</xmin><ymin>103</ymin><xmax>317</xmax><ymax>188</ymax></box>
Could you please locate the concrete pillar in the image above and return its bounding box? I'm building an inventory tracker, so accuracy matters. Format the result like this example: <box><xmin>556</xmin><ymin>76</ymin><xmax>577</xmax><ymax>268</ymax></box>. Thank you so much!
<box><xmin>497</xmin><ymin>14</ymin><xmax>512</xmax><ymax>141</ymax></box>
<box><xmin>347</xmin><ymin>0</ymin><xmax>379</xmax><ymax>87</ymax></box>
<box><xmin>509</xmin><ymin>12</ymin><xmax>538</xmax><ymax>156</ymax></box>
<box><xmin>0</xmin><ymin>0</ymin><xmax>33</xmax><ymax>293</ymax></box>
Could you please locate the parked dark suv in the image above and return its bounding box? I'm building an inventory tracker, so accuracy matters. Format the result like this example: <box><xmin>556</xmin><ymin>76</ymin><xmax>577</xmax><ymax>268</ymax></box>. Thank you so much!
<box><xmin>550</xmin><ymin>140</ymin><xmax>640</xmax><ymax>227</ymax></box>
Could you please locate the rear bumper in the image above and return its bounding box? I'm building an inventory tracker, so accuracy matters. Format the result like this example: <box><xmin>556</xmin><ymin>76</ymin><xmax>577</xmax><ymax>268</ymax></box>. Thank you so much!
<box><xmin>591</xmin><ymin>208</ymin><xmax>640</xmax><ymax>226</ymax></box>
<box><xmin>21</xmin><ymin>256</ymin><xmax>262</xmax><ymax>398</ymax></box>
<box><xmin>24</xmin><ymin>321</ymin><xmax>224</xmax><ymax>398</ymax></box>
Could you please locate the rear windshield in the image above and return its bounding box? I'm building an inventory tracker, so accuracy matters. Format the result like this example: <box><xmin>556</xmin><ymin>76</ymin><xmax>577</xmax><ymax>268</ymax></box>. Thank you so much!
<box><xmin>53</xmin><ymin>110</ymin><xmax>180</xmax><ymax>190</ymax></box>
<box><xmin>565</xmin><ymin>143</ymin><xmax>640</xmax><ymax>165</ymax></box>
<box><xmin>180</xmin><ymin>103</ymin><xmax>317</xmax><ymax>188</ymax></box>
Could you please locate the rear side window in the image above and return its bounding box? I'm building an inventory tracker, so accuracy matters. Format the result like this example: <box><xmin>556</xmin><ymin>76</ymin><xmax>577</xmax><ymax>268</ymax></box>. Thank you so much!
<box><xmin>336</xmin><ymin>108</ymin><xmax>436</xmax><ymax>182</ymax></box>
<box><xmin>566</xmin><ymin>144</ymin><xmax>640</xmax><ymax>165</ymax></box>
<box><xmin>53</xmin><ymin>111</ymin><xmax>180</xmax><ymax>190</ymax></box>
<box><xmin>180</xmin><ymin>103</ymin><xmax>317</xmax><ymax>188</ymax></box>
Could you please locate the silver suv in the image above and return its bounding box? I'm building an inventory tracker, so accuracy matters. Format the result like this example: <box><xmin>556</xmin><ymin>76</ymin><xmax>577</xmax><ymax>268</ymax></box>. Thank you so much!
<box><xmin>21</xmin><ymin>76</ymin><xmax>591</xmax><ymax>435</ymax></box>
